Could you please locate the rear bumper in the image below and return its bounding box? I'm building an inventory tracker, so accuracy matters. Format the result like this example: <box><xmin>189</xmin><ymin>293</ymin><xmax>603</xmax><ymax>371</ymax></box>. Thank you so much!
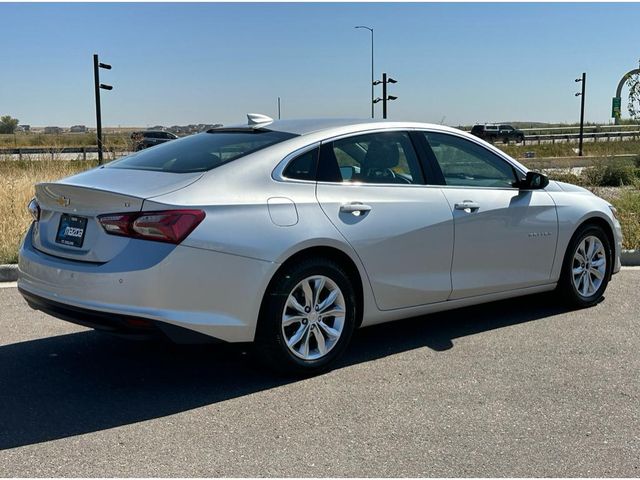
<box><xmin>19</xmin><ymin>287</ymin><xmax>220</xmax><ymax>343</ymax></box>
<box><xmin>18</xmin><ymin>224</ymin><xmax>277</xmax><ymax>343</ymax></box>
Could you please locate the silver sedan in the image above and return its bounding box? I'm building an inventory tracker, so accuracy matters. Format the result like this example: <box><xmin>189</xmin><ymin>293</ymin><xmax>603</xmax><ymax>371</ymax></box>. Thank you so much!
<box><xmin>18</xmin><ymin>115</ymin><xmax>623</xmax><ymax>373</ymax></box>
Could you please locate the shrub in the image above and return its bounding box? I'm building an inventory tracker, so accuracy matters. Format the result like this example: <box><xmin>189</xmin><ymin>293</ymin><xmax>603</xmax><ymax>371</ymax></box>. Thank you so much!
<box><xmin>584</xmin><ymin>159</ymin><xmax>639</xmax><ymax>187</ymax></box>
<box><xmin>547</xmin><ymin>171</ymin><xmax>585</xmax><ymax>186</ymax></box>
<box><xmin>611</xmin><ymin>190</ymin><xmax>640</xmax><ymax>250</ymax></box>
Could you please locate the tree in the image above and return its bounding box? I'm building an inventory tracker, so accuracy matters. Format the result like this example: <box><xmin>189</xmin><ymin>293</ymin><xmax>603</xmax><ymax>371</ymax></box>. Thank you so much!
<box><xmin>0</xmin><ymin>115</ymin><xmax>20</xmax><ymax>134</ymax></box>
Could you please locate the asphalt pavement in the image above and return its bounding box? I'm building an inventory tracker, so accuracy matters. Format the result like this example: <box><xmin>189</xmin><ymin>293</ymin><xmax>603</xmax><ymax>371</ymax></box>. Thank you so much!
<box><xmin>0</xmin><ymin>271</ymin><xmax>638</xmax><ymax>476</ymax></box>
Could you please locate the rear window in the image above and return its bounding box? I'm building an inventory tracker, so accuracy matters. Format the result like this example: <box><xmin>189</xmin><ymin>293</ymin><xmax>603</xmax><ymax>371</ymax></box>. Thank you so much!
<box><xmin>108</xmin><ymin>130</ymin><xmax>297</xmax><ymax>173</ymax></box>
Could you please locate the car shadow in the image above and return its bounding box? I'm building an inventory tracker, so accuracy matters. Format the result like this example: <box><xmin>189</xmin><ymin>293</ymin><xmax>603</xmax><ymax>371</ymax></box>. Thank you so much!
<box><xmin>0</xmin><ymin>292</ymin><xmax>572</xmax><ymax>450</ymax></box>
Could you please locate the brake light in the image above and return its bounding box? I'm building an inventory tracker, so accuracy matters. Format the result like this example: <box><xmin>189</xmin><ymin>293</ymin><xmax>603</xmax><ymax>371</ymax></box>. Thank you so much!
<box><xmin>98</xmin><ymin>209</ymin><xmax>205</xmax><ymax>244</ymax></box>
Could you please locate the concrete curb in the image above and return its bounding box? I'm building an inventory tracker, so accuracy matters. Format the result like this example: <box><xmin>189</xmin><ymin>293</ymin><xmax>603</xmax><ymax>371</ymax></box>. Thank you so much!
<box><xmin>0</xmin><ymin>264</ymin><xmax>18</xmax><ymax>282</ymax></box>
<box><xmin>2</xmin><ymin>250</ymin><xmax>640</xmax><ymax>283</ymax></box>
<box><xmin>621</xmin><ymin>250</ymin><xmax>640</xmax><ymax>267</ymax></box>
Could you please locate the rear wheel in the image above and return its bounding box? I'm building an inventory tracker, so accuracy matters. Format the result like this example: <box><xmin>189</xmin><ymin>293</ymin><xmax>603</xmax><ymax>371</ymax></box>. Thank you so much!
<box><xmin>558</xmin><ymin>224</ymin><xmax>611</xmax><ymax>308</ymax></box>
<box><xmin>256</xmin><ymin>258</ymin><xmax>357</xmax><ymax>375</ymax></box>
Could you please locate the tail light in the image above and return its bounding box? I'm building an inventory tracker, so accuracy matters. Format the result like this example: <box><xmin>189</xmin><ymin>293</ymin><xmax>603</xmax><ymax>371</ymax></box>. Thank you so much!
<box><xmin>98</xmin><ymin>209</ymin><xmax>205</xmax><ymax>244</ymax></box>
<box><xmin>27</xmin><ymin>198</ymin><xmax>40</xmax><ymax>222</ymax></box>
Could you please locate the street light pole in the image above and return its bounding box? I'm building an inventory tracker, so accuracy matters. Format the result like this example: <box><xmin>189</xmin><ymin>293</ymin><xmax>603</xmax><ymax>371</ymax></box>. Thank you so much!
<box><xmin>93</xmin><ymin>53</ymin><xmax>112</xmax><ymax>165</ymax></box>
<box><xmin>355</xmin><ymin>26</ymin><xmax>374</xmax><ymax>118</ymax></box>
<box><xmin>575</xmin><ymin>72</ymin><xmax>586</xmax><ymax>157</ymax></box>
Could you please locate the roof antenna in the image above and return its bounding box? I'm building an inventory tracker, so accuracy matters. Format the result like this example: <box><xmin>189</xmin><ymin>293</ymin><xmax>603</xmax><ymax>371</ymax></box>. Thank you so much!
<box><xmin>247</xmin><ymin>113</ymin><xmax>274</xmax><ymax>126</ymax></box>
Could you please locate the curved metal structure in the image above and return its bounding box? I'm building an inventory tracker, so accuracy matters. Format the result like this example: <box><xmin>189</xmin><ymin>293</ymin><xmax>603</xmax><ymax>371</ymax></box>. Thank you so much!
<box><xmin>614</xmin><ymin>68</ymin><xmax>640</xmax><ymax>124</ymax></box>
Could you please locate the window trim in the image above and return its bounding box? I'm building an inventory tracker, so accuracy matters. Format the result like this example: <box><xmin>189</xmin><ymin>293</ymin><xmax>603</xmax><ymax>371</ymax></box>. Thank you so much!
<box><xmin>272</xmin><ymin>126</ymin><xmax>529</xmax><ymax>189</ymax></box>
<box><xmin>272</xmin><ymin>142</ymin><xmax>321</xmax><ymax>184</ymax></box>
<box><xmin>417</xmin><ymin>129</ymin><xmax>526</xmax><ymax>190</ymax></box>
<box><xmin>316</xmin><ymin>129</ymin><xmax>427</xmax><ymax>186</ymax></box>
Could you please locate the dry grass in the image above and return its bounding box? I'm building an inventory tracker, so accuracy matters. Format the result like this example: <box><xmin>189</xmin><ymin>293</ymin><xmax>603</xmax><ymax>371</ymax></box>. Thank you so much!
<box><xmin>0</xmin><ymin>157</ymin><xmax>95</xmax><ymax>264</ymax></box>
<box><xmin>596</xmin><ymin>188</ymin><xmax>640</xmax><ymax>250</ymax></box>
<box><xmin>0</xmin><ymin>132</ymin><xmax>133</xmax><ymax>149</ymax></box>
<box><xmin>497</xmin><ymin>139</ymin><xmax>640</xmax><ymax>159</ymax></box>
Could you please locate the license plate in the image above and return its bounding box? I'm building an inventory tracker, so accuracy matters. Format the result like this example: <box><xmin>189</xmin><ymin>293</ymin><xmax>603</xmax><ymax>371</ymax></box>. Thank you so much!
<box><xmin>55</xmin><ymin>214</ymin><xmax>88</xmax><ymax>248</ymax></box>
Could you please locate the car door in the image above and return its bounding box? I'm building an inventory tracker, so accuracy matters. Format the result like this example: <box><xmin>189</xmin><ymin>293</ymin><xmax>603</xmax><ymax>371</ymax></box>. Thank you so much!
<box><xmin>315</xmin><ymin>130</ymin><xmax>454</xmax><ymax>310</ymax></box>
<box><xmin>419</xmin><ymin>130</ymin><xmax>558</xmax><ymax>300</ymax></box>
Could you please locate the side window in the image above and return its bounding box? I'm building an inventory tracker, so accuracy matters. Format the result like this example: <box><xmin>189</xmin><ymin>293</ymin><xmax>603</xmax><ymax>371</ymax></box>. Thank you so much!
<box><xmin>422</xmin><ymin>132</ymin><xmax>518</xmax><ymax>188</ymax></box>
<box><xmin>317</xmin><ymin>131</ymin><xmax>424</xmax><ymax>185</ymax></box>
<box><xmin>283</xmin><ymin>148</ymin><xmax>319</xmax><ymax>181</ymax></box>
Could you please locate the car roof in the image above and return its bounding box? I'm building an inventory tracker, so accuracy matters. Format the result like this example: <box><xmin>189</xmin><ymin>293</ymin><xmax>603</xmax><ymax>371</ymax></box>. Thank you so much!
<box><xmin>217</xmin><ymin>117</ymin><xmax>468</xmax><ymax>138</ymax></box>
<box><xmin>217</xmin><ymin>117</ymin><xmax>385</xmax><ymax>136</ymax></box>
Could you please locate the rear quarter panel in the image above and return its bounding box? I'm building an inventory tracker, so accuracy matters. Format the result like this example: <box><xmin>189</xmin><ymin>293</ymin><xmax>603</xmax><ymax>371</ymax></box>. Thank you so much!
<box><xmin>143</xmin><ymin>145</ymin><xmax>383</xmax><ymax>327</ymax></box>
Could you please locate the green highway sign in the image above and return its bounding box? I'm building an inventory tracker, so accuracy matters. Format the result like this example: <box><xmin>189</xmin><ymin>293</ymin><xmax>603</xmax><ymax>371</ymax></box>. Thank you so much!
<box><xmin>612</xmin><ymin>96</ymin><xmax>621</xmax><ymax>118</ymax></box>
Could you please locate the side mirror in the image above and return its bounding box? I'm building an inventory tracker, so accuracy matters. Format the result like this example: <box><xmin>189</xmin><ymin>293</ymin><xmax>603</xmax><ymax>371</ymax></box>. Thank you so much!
<box><xmin>516</xmin><ymin>171</ymin><xmax>549</xmax><ymax>190</ymax></box>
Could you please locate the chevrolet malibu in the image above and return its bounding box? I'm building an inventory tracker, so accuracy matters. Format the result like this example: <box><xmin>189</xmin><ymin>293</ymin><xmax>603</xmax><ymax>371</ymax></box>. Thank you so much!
<box><xmin>18</xmin><ymin>115</ymin><xmax>622</xmax><ymax>373</ymax></box>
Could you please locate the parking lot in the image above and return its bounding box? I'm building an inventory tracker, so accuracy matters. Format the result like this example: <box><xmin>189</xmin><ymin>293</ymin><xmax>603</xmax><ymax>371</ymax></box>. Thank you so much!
<box><xmin>0</xmin><ymin>270</ymin><xmax>638</xmax><ymax>476</ymax></box>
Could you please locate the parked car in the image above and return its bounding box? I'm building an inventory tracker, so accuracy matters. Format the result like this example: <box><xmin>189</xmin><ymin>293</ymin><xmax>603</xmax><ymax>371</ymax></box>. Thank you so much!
<box><xmin>19</xmin><ymin>115</ymin><xmax>622</xmax><ymax>374</ymax></box>
<box><xmin>131</xmin><ymin>130</ymin><xmax>178</xmax><ymax>150</ymax></box>
<box><xmin>471</xmin><ymin>124</ymin><xmax>525</xmax><ymax>143</ymax></box>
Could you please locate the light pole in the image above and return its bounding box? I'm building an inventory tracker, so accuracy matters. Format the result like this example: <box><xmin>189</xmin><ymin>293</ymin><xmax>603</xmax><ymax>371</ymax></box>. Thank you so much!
<box><xmin>373</xmin><ymin>73</ymin><xmax>398</xmax><ymax>119</ymax></box>
<box><xmin>354</xmin><ymin>25</ymin><xmax>374</xmax><ymax>118</ymax></box>
<box><xmin>575</xmin><ymin>72</ymin><xmax>586</xmax><ymax>157</ymax></box>
<box><xmin>93</xmin><ymin>53</ymin><xmax>112</xmax><ymax>165</ymax></box>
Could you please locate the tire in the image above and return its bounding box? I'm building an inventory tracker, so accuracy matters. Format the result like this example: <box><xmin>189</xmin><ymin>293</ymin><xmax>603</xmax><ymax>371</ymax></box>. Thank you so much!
<box><xmin>255</xmin><ymin>258</ymin><xmax>358</xmax><ymax>375</ymax></box>
<box><xmin>557</xmin><ymin>224</ymin><xmax>612</xmax><ymax>308</ymax></box>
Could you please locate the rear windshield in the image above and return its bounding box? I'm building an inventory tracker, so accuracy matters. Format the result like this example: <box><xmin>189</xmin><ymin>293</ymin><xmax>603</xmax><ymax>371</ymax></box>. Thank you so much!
<box><xmin>108</xmin><ymin>130</ymin><xmax>297</xmax><ymax>173</ymax></box>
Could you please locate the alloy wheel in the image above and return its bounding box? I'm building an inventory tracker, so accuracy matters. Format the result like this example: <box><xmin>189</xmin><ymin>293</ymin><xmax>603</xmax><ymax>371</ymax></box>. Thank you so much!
<box><xmin>281</xmin><ymin>275</ymin><xmax>346</xmax><ymax>361</ymax></box>
<box><xmin>571</xmin><ymin>235</ymin><xmax>607</xmax><ymax>298</ymax></box>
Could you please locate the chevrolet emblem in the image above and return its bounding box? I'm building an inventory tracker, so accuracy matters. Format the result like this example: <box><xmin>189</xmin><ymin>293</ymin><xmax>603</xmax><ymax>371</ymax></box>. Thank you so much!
<box><xmin>57</xmin><ymin>196</ymin><xmax>70</xmax><ymax>207</ymax></box>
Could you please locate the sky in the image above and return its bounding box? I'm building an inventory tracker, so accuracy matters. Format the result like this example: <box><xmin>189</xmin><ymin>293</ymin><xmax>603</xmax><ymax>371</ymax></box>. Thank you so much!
<box><xmin>1</xmin><ymin>2</ymin><xmax>639</xmax><ymax>128</ymax></box>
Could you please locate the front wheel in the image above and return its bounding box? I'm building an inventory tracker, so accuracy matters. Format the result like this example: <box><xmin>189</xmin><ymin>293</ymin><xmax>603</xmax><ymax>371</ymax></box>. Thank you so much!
<box><xmin>558</xmin><ymin>224</ymin><xmax>611</xmax><ymax>308</ymax></box>
<box><xmin>256</xmin><ymin>258</ymin><xmax>357</xmax><ymax>375</ymax></box>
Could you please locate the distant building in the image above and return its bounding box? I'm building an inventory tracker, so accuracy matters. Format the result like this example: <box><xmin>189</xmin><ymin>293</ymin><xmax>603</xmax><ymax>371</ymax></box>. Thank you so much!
<box><xmin>44</xmin><ymin>126</ymin><xmax>63</xmax><ymax>134</ymax></box>
<box><xmin>69</xmin><ymin>125</ymin><xmax>87</xmax><ymax>133</ymax></box>
<box><xmin>18</xmin><ymin>124</ymin><xmax>30</xmax><ymax>132</ymax></box>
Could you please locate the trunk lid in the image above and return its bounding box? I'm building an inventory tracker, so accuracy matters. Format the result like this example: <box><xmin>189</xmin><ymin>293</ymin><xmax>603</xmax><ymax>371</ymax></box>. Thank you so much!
<box><xmin>32</xmin><ymin>167</ymin><xmax>203</xmax><ymax>263</ymax></box>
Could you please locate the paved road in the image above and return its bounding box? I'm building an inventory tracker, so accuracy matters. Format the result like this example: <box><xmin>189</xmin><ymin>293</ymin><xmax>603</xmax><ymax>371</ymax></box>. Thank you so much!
<box><xmin>1</xmin><ymin>272</ymin><xmax>639</xmax><ymax>476</ymax></box>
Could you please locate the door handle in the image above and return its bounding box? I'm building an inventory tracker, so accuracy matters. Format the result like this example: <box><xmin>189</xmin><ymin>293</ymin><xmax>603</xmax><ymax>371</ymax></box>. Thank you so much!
<box><xmin>454</xmin><ymin>201</ymin><xmax>480</xmax><ymax>212</ymax></box>
<box><xmin>340</xmin><ymin>202</ymin><xmax>372</xmax><ymax>215</ymax></box>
